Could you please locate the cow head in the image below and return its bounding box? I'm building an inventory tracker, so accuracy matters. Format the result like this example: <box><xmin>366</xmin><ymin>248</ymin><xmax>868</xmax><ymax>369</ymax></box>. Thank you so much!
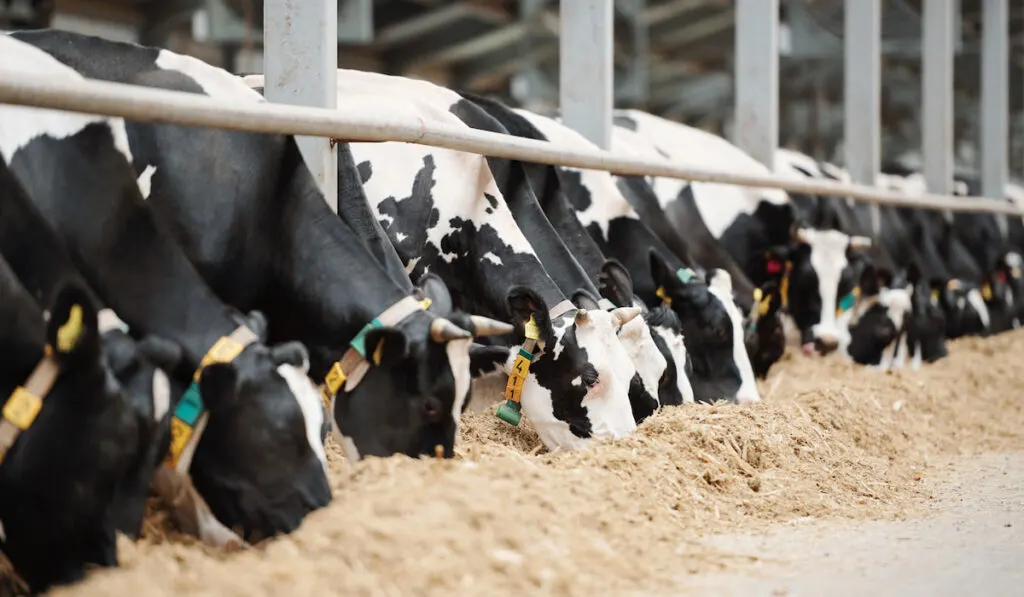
<box><xmin>597</xmin><ymin>259</ymin><xmax>695</xmax><ymax>409</ymax></box>
<box><xmin>185</xmin><ymin>310</ymin><xmax>331</xmax><ymax>544</ymax></box>
<box><xmin>934</xmin><ymin>278</ymin><xmax>990</xmax><ymax>339</ymax></box>
<box><xmin>331</xmin><ymin>273</ymin><xmax>511</xmax><ymax>460</ymax></box>
<box><xmin>764</xmin><ymin>227</ymin><xmax>873</xmax><ymax>355</ymax></box>
<box><xmin>979</xmin><ymin>253</ymin><xmax>1022</xmax><ymax>334</ymax></box>
<box><xmin>649</xmin><ymin>250</ymin><xmax>760</xmax><ymax>404</ymax></box>
<box><xmin>837</xmin><ymin>263</ymin><xmax>913</xmax><ymax>368</ymax></box>
<box><xmin>0</xmin><ymin>281</ymin><xmax>176</xmax><ymax>591</ymax></box>
<box><xmin>744</xmin><ymin>280</ymin><xmax>786</xmax><ymax>379</ymax></box>
<box><xmin>472</xmin><ymin>285</ymin><xmax>642</xmax><ymax>451</ymax></box>
<box><xmin>902</xmin><ymin>265</ymin><xmax>948</xmax><ymax>367</ymax></box>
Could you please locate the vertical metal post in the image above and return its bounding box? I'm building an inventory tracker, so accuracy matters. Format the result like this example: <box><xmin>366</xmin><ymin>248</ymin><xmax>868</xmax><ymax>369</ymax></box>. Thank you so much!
<box><xmin>560</xmin><ymin>0</ymin><xmax>614</xmax><ymax>149</ymax></box>
<box><xmin>981</xmin><ymin>0</ymin><xmax>1008</xmax><ymax>203</ymax></box>
<box><xmin>845</xmin><ymin>0</ymin><xmax>882</xmax><ymax>236</ymax></box>
<box><xmin>921</xmin><ymin>0</ymin><xmax>955</xmax><ymax>198</ymax></box>
<box><xmin>734</xmin><ymin>0</ymin><xmax>779</xmax><ymax>168</ymax></box>
<box><xmin>264</xmin><ymin>0</ymin><xmax>338</xmax><ymax>211</ymax></box>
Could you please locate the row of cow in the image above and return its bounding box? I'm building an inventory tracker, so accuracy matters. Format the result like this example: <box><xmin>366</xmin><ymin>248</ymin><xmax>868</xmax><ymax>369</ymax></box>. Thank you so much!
<box><xmin>0</xmin><ymin>28</ymin><xmax>1018</xmax><ymax>593</ymax></box>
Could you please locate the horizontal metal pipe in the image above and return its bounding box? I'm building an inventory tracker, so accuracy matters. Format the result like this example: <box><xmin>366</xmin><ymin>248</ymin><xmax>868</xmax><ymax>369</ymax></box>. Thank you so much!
<box><xmin>0</xmin><ymin>70</ymin><xmax>1019</xmax><ymax>216</ymax></box>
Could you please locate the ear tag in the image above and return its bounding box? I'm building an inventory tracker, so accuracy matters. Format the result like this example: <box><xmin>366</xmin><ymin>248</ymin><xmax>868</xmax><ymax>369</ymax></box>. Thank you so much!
<box><xmin>372</xmin><ymin>339</ymin><xmax>385</xmax><ymax>366</ymax></box>
<box><xmin>836</xmin><ymin>287</ymin><xmax>859</xmax><ymax>316</ymax></box>
<box><xmin>982</xmin><ymin>283</ymin><xmax>993</xmax><ymax>301</ymax></box>
<box><xmin>947</xmin><ymin>279</ymin><xmax>962</xmax><ymax>291</ymax></box>
<box><xmin>757</xmin><ymin>294</ymin><xmax>772</xmax><ymax>316</ymax></box>
<box><xmin>753</xmin><ymin>288</ymin><xmax>763</xmax><ymax>303</ymax></box>
<box><xmin>675</xmin><ymin>268</ymin><xmax>695</xmax><ymax>283</ymax></box>
<box><xmin>418</xmin><ymin>297</ymin><xmax>433</xmax><ymax>310</ymax></box>
<box><xmin>523</xmin><ymin>314</ymin><xmax>541</xmax><ymax>341</ymax></box>
<box><xmin>930</xmin><ymin>289</ymin><xmax>940</xmax><ymax>305</ymax></box>
<box><xmin>497</xmin><ymin>346</ymin><xmax>533</xmax><ymax>427</ymax></box>
<box><xmin>780</xmin><ymin>274</ymin><xmax>790</xmax><ymax>308</ymax></box>
<box><xmin>655</xmin><ymin>286</ymin><xmax>672</xmax><ymax>305</ymax></box>
<box><xmin>324</xmin><ymin>362</ymin><xmax>348</xmax><ymax>396</ymax></box>
<box><xmin>56</xmin><ymin>304</ymin><xmax>84</xmax><ymax>354</ymax></box>
<box><xmin>765</xmin><ymin>259</ymin><xmax>782</xmax><ymax>275</ymax></box>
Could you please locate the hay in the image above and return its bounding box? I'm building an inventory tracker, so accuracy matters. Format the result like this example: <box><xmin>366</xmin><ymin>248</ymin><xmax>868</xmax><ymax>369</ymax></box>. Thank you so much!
<box><xmin>42</xmin><ymin>330</ymin><xmax>1024</xmax><ymax>597</ymax></box>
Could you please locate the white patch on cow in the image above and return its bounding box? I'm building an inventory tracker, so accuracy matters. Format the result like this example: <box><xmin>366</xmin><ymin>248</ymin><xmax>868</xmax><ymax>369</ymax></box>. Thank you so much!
<box><xmin>446</xmin><ymin>337</ymin><xmax>472</xmax><ymax>427</ymax></box>
<box><xmin>705</xmin><ymin>270</ymin><xmax>761</xmax><ymax>404</ymax></box>
<box><xmin>276</xmin><ymin>363</ymin><xmax>328</xmax><ymax>471</ymax></box>
<box><xmin>653</xmin><ymin>325</ymin><xmax>695</xmax><ymax>404</ymax></box>
<box><xmin>966</xmin><ymin>289</ymin><xmax>991</xmax><ymax>330</ymax></box>
<box><xmin>910</xmin><ymin>343</ymin><xmax>923</xmax><ymax>372</ymax></box>
<box><xmin>151</xmin><ymin>368</ymin><xmax>171</xmax><ymax>422</ymax></box>
<box><xmin>613</xmin><ymin>109</ymin><xmax>789</xmax><ymax>240</ymax></box>
<box><xmin>515</xmin><ymin>110</ymin><xmax>639</xmax><ymax>238</ymax></box>
<box><xmin>136</xmin><ymin>165</ymin><xmax>157</xmax><ymax>199</ymax></box>
<box><xmin>573</xmin><ymin>310</ymin><xmax>639</xmax><ymax>438</ymax></box>
<box><xmin>570</xmin><ymin>376</ymin><xmax>582</xmax><ymax>386</ymax></box>
<box><xmin>799</xmin><ymin>229</ymin><xmax>852</xmax><ymax>346</ymax></box>
<box><xmin>876</xmin><ymin>287</ymin><xmax>912</xmax><ymax>371</ymax></box>
<box><xmin>0</xmin><ymin>36</ymin><xmax>133</xmax><ymax>167</ymax></box>
<box><xmin>394</xmin><ymin>231</ymin><xmax>407</xmax><ymax>243</ymax></box>
<box><xmin>97</xmin><ymin>308</ymin><xmax>129</xmax><ymax>334</ymax></box>
<box><xmin>482</xmin><ymin>252</ymin><xmax>502</xmax><ymax>266</ymax></box>
<box><xmin>1006</xmin><ymin>252</ymin><xmax>1023</xmax><ymax>269</ymax></box>
<box><xmin>404</xmin><ymin>257</ymin><xmax>421</xmax><ymax>274</ymax></box>
<box><xmin>616</xmin><ymin>316</ymin><xmax>666</xmax><ymax>404</ymax></box>
<box><xmin>155</xmin><ymin>50</ymin><xmax>265</xmax><ymax>103</ymax></box>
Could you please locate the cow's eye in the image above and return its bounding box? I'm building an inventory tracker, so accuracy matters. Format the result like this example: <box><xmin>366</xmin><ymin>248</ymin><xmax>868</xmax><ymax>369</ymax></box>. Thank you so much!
<box><xmin>581</xmin><ymin>367</ymin><xmax>599</xmax><ymax>388</ymax></box>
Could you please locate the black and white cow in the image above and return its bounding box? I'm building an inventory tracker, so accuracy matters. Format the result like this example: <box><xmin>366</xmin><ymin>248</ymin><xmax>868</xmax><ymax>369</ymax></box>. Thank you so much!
<box><xmin>0</xmin><ymin>245</ymin><xmax>172</xmax><ymax>591</ymax></box>
<box><xmin>12</xmin><ymin>30</ymin><xmax>514</xmax><ymax>467</ymax></box>
<box><xmin>1</xmin><ymin>33</ymin><xmax>331</xmax><ymax>544</ymax></box>
<box><xmin>482</xmin><ymin>104</ymin><xmax>761</xmax><ymax>404</ymax></box>
<box><xmin>448</xmin><ymin>91</ymin><xmax>695</xmax><ymax>411</ymax></box>
<box><xmin>315</xmin><ymin>69</ymin><xmax>654</xmax><ymax>449</ymax></box>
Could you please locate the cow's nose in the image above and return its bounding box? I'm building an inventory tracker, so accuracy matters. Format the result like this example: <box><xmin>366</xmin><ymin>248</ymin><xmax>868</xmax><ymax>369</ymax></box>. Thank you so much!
<box><xmin>814</xmin><ymin>336</ymin><xmax>839</xmax><ymax>355</ymax></box>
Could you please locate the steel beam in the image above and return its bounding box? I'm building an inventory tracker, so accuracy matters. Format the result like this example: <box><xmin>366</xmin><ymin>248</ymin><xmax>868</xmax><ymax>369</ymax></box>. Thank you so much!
<box><xmin>734</xmin><ymin>0</ymin><xmax>779</xmax><ymax>168</ymax></box>
<box><xmin>981</xmin><ymin>0</ymin><xmax>1009</xmax><ymax>205</ymax></box>
<box><xmin>921</xmin><ymin>0</ymin><xmax>956</xmax><ymax>198</ymax></box>
<box><xmin>263</xmin><ymin>0</ymin><xmax>338</xmax><ymax>211</ymax></box>
<box><xmin>845</xmin><ymin>0</ymin><xmax>882</xmax><ymax>235</ymax></box>
<box><xmin>560</xmin><ymin>0</ymin><xmax>614</xmax><ymax>149</ymax></box>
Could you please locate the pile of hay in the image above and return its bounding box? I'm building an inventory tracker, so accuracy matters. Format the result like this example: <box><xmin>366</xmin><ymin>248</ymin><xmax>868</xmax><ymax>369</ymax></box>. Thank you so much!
<box><xmin>49</xmin><ymin>330</ymin><xmax>1024</xmax><ymax>597</ymax></box>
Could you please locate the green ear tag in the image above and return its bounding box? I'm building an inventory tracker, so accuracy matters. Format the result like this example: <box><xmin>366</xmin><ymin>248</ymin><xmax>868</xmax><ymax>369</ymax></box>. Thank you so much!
<box><xmin>675</xmin><ymin>268</ymin><xmax>696</xmax><ymax>284</ymax></box>
<box><xmin>837</xmin><ymin>291</ymin><xmax>856</xmax><ymax>314</ymax></box>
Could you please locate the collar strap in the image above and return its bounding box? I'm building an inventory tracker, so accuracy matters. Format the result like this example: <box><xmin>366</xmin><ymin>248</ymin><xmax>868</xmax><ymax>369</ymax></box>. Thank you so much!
<box><xmin>0</xmin><ymin>350</ymin><xmax>61</xmax><ymax>464</ymax></box>
<box><xmin>165</xmin><ymin>325</ymin><xmax>259</xmax><ymax>474</ymax></box>
<box><xmin>321</xmin><ymin>296</ymin><xmax>431</xmax><ymax>404</ymax></box>
<box><xmin>836</xmin><ymin>287</ymin><xmax>861</xmax><ymax>317</ymax></box>
<box><xmin>597</xmin><ymin>298</ymin><xmax>617</xmax><ymax>310</ymax></box>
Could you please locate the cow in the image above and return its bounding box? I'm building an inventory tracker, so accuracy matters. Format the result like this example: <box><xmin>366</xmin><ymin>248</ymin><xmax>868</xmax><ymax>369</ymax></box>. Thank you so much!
<box><xmin>11</xmin><ymin>29</ymin><xmax>514</xmax><ymax>468</ymax></box>
<box><xmin>307</xmin><ymin>68</ymin><xmax>653</xmax><ymax>450</ymax></box>
<box><xmin>440</xmin><ymin>94</ymin><xmax>760</xmax><ymax>403</ymax></box>
<box><xmin>1</xmin><ymin>33</ymin><xmax>332</xmax><ymax>545</ymax></box>
<box><xmin>448</xmin><ymin>91</ymin><xmax>695</xmax><ymax>410</ymax></box>
<box><xmin>0</xmin><ymin>245</ymin><xmax>175</xmax><ymax>591</ymax></box>
<box><xmin>608</xmin><ymin>122</ymin><xmax>785</xmax><ymax>379</ymax></box>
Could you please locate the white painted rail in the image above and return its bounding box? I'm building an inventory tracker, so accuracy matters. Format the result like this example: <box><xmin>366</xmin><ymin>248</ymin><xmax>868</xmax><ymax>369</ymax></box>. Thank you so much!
<box><xmin>0</xmin><ymin>69</ymin><xmax>1020</xmax><ymax>216</ymax></box>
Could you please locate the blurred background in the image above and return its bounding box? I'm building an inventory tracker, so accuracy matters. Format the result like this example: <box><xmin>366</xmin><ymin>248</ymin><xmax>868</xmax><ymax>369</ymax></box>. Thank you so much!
<box><xmin>3</xmin><ymin>0</ymin><xmax>1022</xmax><ymax>180</ymax></box>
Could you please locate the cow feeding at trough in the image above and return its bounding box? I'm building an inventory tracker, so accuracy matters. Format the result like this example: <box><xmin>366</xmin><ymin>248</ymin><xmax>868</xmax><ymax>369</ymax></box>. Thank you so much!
<box><xmin>0</xmin><ymin>28</ymin><xmax>1021</xmax><ymax>597</ymax></box>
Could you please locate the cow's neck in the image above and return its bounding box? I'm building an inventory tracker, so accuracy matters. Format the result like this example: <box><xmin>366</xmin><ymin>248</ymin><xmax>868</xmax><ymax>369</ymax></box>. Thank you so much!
<box><xmin>527</xmin><ymin>164</ymin><xmax>609</xmax><ymax>278</ymax></box>
<box><xmin>11</xmin><ymin>137</ymin><xmax>240</xmax><ymax>369</ymax></box>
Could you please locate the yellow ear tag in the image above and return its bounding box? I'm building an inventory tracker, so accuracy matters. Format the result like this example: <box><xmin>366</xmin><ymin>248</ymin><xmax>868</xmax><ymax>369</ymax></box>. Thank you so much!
<box><xmin>56</xmin><ymin>304</ymin><xmax>84</xmax><ymax>354</ymax></box>
<box><xmin>655</xmin><ymin>286</ymin><xmax>672</xmax><ymax>305</ymax></box>
<box><xmin>982</xmin><ymin>283</ymin><xmax>993</xmax><ymax>301</ymax></box>
<box><xmin>930</xmin><ymin>289</ymin><xmax>940</xmax><ymax>305</ymax></box>
<box><xmin>757</xmin><ymin>294</ymin><xmax>772</xmax><ymax>316</ymax></box>
<box><xmin>752</xmin><ymin>288</ymin><xmax>763</xmax><ymax>303</ymax></box>
<box><xmin>418</xmin><ymin>297</ymin><xmax>433</xmax><ymax>310</ymax></box>
<box><xmin>372</xmin><ymin>339</ymin><xmax>385</xmax><ymax>366</ymax></box>
<box><xmin>523</xmin><ymin>314</ymin><xmax>541</xmax><ymax>341</ymax></box>
<box><xmin>779</xmin><ymin>274</ymin><xmax>790</xmax><ymax>308</ymax></box>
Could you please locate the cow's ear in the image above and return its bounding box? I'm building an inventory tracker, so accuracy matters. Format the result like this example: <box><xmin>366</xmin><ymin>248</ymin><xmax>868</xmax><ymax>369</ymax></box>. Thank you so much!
<box><xmin>597</xmin><ymin>259</ymin><xmax>633</xmax><ymax>308</ymax></box>
<box><xmin>469</xmin><ymin>343</ymin><xmax>512</xmax><ymax>377</ymax></box>
<box><xmin>416</xmin><ymin>273</ymin><xmax>454</xmax><ymax>315</ymax></box>
<box><xmin>506</xmin><ymin>286</ymin><xmax>554</xmax><ymax>343</ymax></box>
<box><xmin>198</xmin><ymin>363</ymin><xmax>240</xmax><ymax>413</ymax></box>
<box><xmin>859</xmin><ymin>263</ymin><xmax>881</xmax><ymax>297</ymax></box>
<box><xmin>46</xmin><ymin>281</ymin><xmax>101</xmax><ymax>366</ymax></box>
<box><xmin>362</xmin><ymin>328</ymin><xmax>409</xmax><ymax>367</ymax></box>
<box><xmin>270</xmin><ymin>341</ymin><xmax>310</xmax><ymax>371</ymax></box>
<box><xmin>571</xmin><ymin>289</ymin><xmax>601</xmax><ymax>311</ymax></box>
<box><xmin>137</xmin><ymin>335</ymin><xmax>184</xmax><ymax>373</ymax></box>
